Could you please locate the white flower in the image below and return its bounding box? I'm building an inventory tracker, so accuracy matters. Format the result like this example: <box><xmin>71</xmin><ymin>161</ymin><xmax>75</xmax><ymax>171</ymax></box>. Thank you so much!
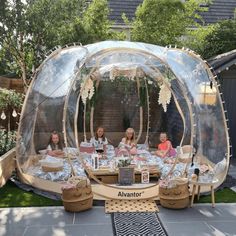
<box><xmin>80</xmin><ymin>77</ymin><xmax>94</xmax><ymax>104</ymax></box>
<box><xmin>88</xmin><ymin>85</ymin><xmax>94</xmax><ymax>100</ymax></box>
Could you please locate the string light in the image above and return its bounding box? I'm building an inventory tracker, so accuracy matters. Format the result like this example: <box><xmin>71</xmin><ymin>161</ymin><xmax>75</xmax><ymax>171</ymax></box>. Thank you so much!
<box><xmin>12</xmin><ymin>109</ymin><xmax>17</xmax><ymax>117</ymax></box>
<box><xmin>1</xmin><ymin>111</ymin><xmax>6</xmax><ymax>120</ymax></box>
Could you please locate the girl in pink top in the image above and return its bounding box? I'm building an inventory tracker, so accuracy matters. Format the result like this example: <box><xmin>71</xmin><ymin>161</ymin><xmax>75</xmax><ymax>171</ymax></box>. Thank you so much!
<box><xmin>156</xmin><ymin>132</ymin><xmax>176</xmax><ymax>158</ymax></box>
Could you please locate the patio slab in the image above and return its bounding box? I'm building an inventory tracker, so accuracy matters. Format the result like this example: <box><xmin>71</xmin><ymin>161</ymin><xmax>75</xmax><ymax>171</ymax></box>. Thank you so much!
<box><xmin>158</xmin><ymin>204</ymin><xmax>236</xmax><ymax>236</ymax></box>
<box><xmin>0</xmin><ymin>204</ymin><xmax>236</xmax><ymax>236</ymax></box>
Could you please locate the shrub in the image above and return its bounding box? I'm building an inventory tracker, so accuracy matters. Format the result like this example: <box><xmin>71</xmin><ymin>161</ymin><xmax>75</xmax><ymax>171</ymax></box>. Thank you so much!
<box><xmin>0</xmin><ymin>130</ymin><xmax>16</xmax><ymax>156</ymax></box>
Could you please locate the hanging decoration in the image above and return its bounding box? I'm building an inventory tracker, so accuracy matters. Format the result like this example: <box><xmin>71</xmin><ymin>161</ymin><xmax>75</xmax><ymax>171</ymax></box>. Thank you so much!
<box><xmin>158</xmin><ymin>83</ymin><xmax>171</xmax><ymax>112</ymax></box>
<box><xmin>90</xmin><ymin>80</ymin><xmax>100</xmax><ymax>139</ymax></box>
<box><xmin>80</xmin><ymin>77</ymin><xmax>95</xmax><ymax>104</ymax></box>
<box><xmin>110</xmin><ymin>66</ymin><xmax>144</xmax><ymax>81</ymax></box>
<box><xmin>83</xmin><ymin>102</ymin><xmax>87</xmax><ymax>142</ymax></box>
<box><xmin>12</xmin><ymin>109</ymin><xmax>17</xmax><ymax>117</ymax></box>
<box><xmin>144</xmin><ymin>79</ymin><xmax>151</xmax><ymax>145</ymax></box>
<box><xmin>136</xmin><ymin>77</ymin><xmax>143</xmax><ymax>143</ymax></box>
<box><xmin>1</xmin><ymin>111</ymin><xmax>6</xmax><ymax>120</ymax></box>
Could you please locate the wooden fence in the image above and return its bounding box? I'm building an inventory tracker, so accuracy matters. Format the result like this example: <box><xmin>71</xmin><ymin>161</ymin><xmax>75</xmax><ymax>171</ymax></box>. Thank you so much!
<box><xmin>0</xmin><ymin>76</ymin><xmax>24</xmax><ymax>93</ymax></box>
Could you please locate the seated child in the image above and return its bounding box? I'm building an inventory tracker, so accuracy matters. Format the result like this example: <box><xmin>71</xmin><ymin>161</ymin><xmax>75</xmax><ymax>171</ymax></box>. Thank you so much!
<box><xmin>90</xmin><ymin>127</ymin><xmax>108</xmax><ymax>151</ymax></box>
<box><xmin>119</xmin><ymin>127</ymin><xmax>137</xmax><ymax>155</ymax></box>
<box><xmin>47</xmin><ymin>131</ymin><xmax>64</xmax><ymax>157</ymax></box>
<box><xmin>156</xmin><ymin>132</ymin><xmax>176</xmax><ymax>158</ymax></box>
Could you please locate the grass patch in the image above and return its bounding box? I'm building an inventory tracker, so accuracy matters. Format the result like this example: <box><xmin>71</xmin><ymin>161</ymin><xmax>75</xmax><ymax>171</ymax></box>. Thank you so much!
<box><xmin>198</xmin><ymin>188</ymin><xmax>236</xmax><ymax>203</ymax></box>
<box><xmin>0</xmin><ymin>181</ymin><xmax>62</xmax><ymax>207</ymax></box>
<box><xmin>1</xmin><ymin>181</ymin><xmax>236</xmax><ymax>207</ymax></box>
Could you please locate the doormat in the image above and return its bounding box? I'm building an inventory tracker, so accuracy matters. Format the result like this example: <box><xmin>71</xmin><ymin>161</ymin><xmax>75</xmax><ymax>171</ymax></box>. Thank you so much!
<box><xmin>105</xmin><ymin>199</ymin><xmax>159</xmax><ymax>213</ymax></box>
<box><xmin>112</xmin><ymin>212</ymin><xmax>168</xmax><ymax>236</ymax></box>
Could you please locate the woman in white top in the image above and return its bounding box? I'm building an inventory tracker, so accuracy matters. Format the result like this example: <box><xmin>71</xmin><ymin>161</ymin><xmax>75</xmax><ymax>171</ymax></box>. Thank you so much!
<box><xmin>90</xmin><ymin>127</ymin><xmax>108</xmax><ymax>150</ymax></box>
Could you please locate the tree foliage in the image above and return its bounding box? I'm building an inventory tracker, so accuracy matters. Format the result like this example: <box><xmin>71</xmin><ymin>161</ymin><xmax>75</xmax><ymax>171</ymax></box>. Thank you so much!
<box><xmin>0</xmin><ymin>88</ymin><xmax>24</xmax><ymax>110</ymax></box>
<box><xmin>201</xmin><ymin>19</ymin><xmax>236</xmax><ymax>58</ymax></box>
<box><xmin>0</xmin><ymin>0</ymin><xmax>29</xmax><ymax>87</ymax></box>
<box><xmin>26</xmin><ymin>0</ymin><xmax>86</xmax><ymax>53</ymax></box>
<box><xmin>0</xmin><ymin>130</ymin><xmax>16</xmax><ymax>156</ymax></box>
<box><xmin>181</xmin><ymin>25</ymin><xmax>215</xmax><ymax>57</ymax></box>
<box><xmin>0</xmin><ymin>88</ymin><xmax>24</xmax><ymax>145</ymax></box>
<box><xmin>131</xmin><ymin>0</ymin><xmax>209</xmax><ymax>46</ymax></box>
<box><xmin>82</xmin><ymin>0</ymin><xmax>124</xmax><ymax>43</ymax></box>
<box><xmin>0</xmin><ymin>0</ymin><xmax>88</xmax><ymax>88</ymax></box>
<box><xmin>182</xmin><ymin>19</ymin><xmax>236</xmax><ymax>59</ymax></box>
<box><xmin>0</xmin><ymin>0</ymin><xmax>123</xmax><ymax>89</ymax></box>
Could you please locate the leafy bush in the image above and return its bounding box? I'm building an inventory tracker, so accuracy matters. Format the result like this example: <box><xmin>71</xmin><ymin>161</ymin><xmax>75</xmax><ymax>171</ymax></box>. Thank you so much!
<box><xmin>0</xmin><ymin>88</ymin><xmax>24</xmax><ymax>110</ymax></box>
<box><xmin>0</xmin><ymin>130</ymin><xmax>16</xmax><ymax>156</ymax></box>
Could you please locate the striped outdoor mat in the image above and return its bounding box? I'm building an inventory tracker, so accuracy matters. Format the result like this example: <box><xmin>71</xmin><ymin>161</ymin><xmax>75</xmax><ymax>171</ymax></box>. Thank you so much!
<box><xmin>112</xmin><ymin>212</ymin><xmax>168</xmax><ymax>236</ymax></box>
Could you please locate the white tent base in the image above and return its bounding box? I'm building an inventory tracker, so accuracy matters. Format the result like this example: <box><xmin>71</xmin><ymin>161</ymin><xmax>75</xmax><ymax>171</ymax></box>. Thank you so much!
<box><xmin>17</xmin><ymin>170</ymin><xmax>221</xmax><ymax>201</ymax></box>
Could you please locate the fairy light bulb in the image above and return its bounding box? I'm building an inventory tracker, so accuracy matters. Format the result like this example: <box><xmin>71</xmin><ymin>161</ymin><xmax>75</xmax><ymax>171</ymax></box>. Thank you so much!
<box><xmin>12</xmin><ymin>109</ymin><xmax>17</xmax><ymax>117</ymax></box>
<box><xmin>1</xmin><ymin>111</ymin><xmax>6</xmax><ymax>120</ymax></box>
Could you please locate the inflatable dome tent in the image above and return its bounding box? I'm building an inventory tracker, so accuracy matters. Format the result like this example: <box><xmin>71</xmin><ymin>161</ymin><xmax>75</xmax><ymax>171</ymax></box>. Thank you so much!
<box><xmin>16</xmin><ymin>41</ymin><xmax>230</xmax><ymax>199</ymax></box>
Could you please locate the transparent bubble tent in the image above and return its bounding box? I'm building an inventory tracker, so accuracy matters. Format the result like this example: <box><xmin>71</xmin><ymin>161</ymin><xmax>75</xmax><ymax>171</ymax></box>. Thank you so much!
<box><xmin>16</xmin><ymin>41</ymin><xmax>230</xmax><ymax>198</ymax></box>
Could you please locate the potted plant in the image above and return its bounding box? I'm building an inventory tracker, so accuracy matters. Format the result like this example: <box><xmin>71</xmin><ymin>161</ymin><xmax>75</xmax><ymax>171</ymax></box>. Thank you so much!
<box><xmin>117</xmin><ymin>158</ymin><xmax>134</xmax><ymax>185</ymax></box>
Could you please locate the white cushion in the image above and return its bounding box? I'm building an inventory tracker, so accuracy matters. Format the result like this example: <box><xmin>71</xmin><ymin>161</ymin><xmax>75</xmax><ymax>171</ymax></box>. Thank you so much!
<box><xmin>39</xmin><ymin>155</ymin><xmax>64</xmax><ymax>168</ymax></box>
<box><xmin>38</xmin><ymin>149</ymin><xmax>47</xmax><ymax>155</ymax></box>
<box><xmin>213</xmin><ymin>158</ymin><xmax>227</xmax><ymax>175</ymax></box>
<box><xmin>63</xmin><ymin>147</ymin><xmax>79</xmax><ymax>155</ymax></box>
<box><xmin>80</xmin><ymin>142</ymin><xmax>93</xmax><ymax>147</ymax></box>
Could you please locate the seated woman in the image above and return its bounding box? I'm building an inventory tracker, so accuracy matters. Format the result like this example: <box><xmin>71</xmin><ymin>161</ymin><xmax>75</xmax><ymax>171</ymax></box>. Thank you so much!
<box><xmin>47</xmin><ymin>131</ymin><xmax>64</xmax><ymax>157</ymax></box>
<box><xmin>156</xmin><ymin>132</ymin><xmax>176</xmax><ymax>158</ymax></box>
<box><xmin>119</xmin><ymin>127</ymin><xmax>137</xmax><ymax>155</ymax></box>
<box><xmin>90</xmin><ymin>127</ymin><xmax>108</xmax><ymax>151</ymax></box>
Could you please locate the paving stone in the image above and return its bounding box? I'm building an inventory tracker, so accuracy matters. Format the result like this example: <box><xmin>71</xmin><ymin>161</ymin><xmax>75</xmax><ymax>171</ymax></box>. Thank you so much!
<box><xmin>205</xmin><ymin>221</ymin><xmax>236</xmax><ymax>236</ymax></box>
<box><xmin>161</xmin><ymin>221</ymin><xmax>214</xmax><ymax>236</ymax></box>
<box><xmin>24</xmin><ymin>224</ymin><xmax>113</xmax><ymax>236</ymax></box>
<box><xmin>0</xmin><ymin>224</ymin><xmax>26</xmax><ymax>236</ymax></box>
<box><xmin>74</xmin><ymin>207</ymin><xmax>112</xmax><ymax>225</ymax></box>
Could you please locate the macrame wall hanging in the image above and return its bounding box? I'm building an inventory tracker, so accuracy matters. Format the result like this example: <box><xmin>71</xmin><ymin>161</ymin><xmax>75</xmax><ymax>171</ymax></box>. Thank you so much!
<box><xmin>158</xmin><ymin>82</ymin><xmax>171</xmax><ymax>112</ymax></box>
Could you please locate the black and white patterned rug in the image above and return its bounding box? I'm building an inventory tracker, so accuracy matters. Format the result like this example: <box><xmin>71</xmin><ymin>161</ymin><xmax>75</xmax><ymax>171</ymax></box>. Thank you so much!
<box><xmin>112</xmin><ymin>212</ymin><xmax>168</xmax><ymax>236</ymax></box>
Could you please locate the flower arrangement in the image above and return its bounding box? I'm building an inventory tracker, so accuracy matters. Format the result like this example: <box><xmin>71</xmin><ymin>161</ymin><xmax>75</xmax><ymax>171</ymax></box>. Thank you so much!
<box><xmin>80</xmin><ymin>77</ymin><xmax>95</xmax><ymax>104</ymax></box>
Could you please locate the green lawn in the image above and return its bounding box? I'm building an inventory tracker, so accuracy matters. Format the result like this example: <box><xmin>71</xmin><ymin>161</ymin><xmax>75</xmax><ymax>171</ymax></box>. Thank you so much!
<box><xmin>198</xmin><ymin>188</ymin><xmax>236</xmax><ymax>203</ymax></box>
<box><xmin>1</xmin><ymin>180</ymin><xmax>236</xmax><ymax>207</ymax></box>
<box><xmin>0</xmin><ymin>181</ymin><xmax>62</xmax><ymax>207</ymax></box>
